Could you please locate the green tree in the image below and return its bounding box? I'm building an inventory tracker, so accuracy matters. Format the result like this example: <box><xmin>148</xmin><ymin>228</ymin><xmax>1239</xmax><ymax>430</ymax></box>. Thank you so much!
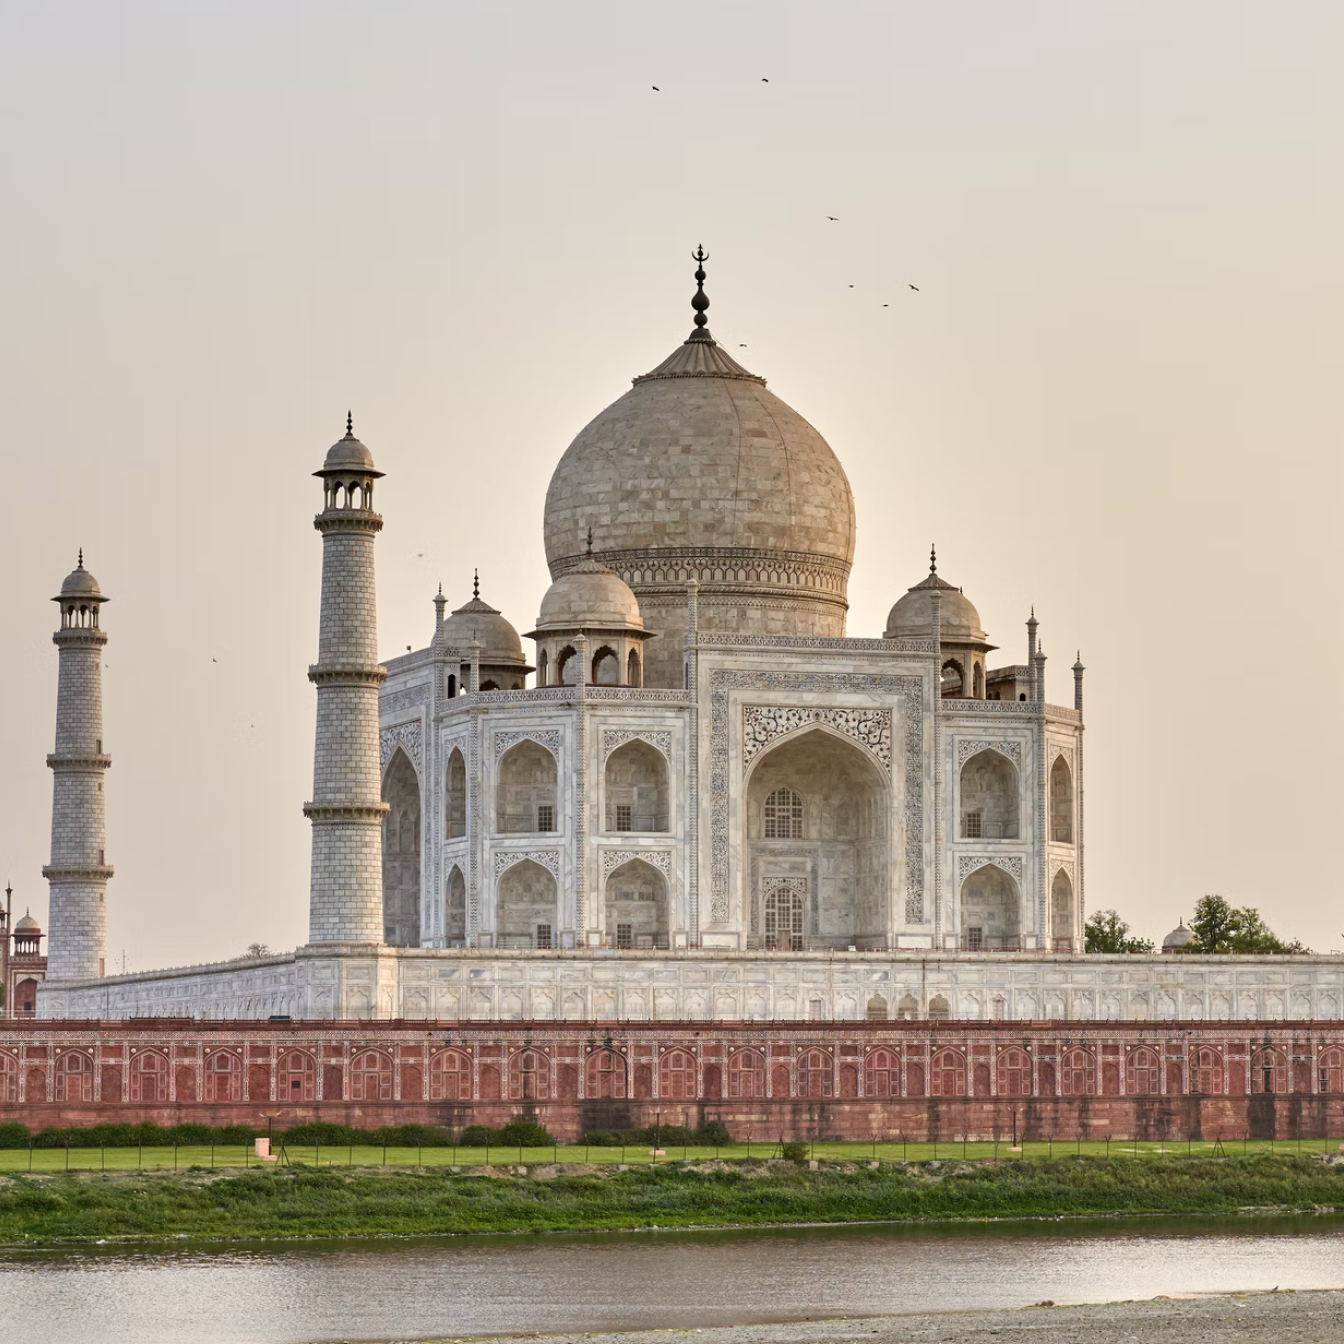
<box><xmin>1084</xmin><ymin>910</ymin><xmax>1154</xmax><ymax>954</ymax></box>
<box><xmin>1186</xmin><ymin>894</ymin><xmax>1307</xmax><ymax>954</ymax></box>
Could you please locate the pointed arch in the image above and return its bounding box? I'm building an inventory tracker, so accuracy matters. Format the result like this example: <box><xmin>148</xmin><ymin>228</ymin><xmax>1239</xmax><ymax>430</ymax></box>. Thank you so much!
<box><xmin>55</xmin><ymin>1051</ymin><xmax>94</xmax><ymax>1102</ymax></box>
<box><xmin>429</xmin><ymin>1048</ymin><xmax>473</xmax><ymax>1101</ymax></box>
<box><xmin>496</xmin><ymin>858</ymin><xmax>558</xmax><ymax>948</ymax></box>
<box><xmin>1050</xmin><ymin>867</ymin><xmax>1074</xmax><ymax>950</ymax></box>
<box><xmin>960</xmin><ymin>862</ymin><xmax>1021</xmax><ymax>951</ymax></box>
<box><xmin>497</xmin><ymin>739</ymin><xmax>557</xmax><ymax>834</ymax></box>
<box><xmin>627</xmin><ymin>648</ymin><xmax>642</xmax><ymax>687</ymax></box>
<box><xmin>996</xmin><ymin>1046</ymin><xmax>1032</xmax><ymax>1097</ymax></box>
<box><xmin>864</xmin><ymin>1047</ymin><xmax>900</xmax><ymax>1097</ymax></box>
<box><xmin>445</xmin><ymin>864</ymin><xmax>466</xmax><ymax>945</ymax></box>
<box><xmin>591</xmin><ymin>645</ymin><xmax>619</xmax><ymax>685</ymax></box>
<box><xmin>604</xmin><ymin>739</ymin><xmax>668</xmax><ymax>832</ymax></box>
<box><xmin>381</xmin><ymin>747</ymin><xmax>421</xmax><ymax>947</ymax></box>
<box><xmin>445</xmin><ymin>746</ymin><xmax>466</xmax><ymax>838</ymax></box>
<box><xmin>658</xmin><ymin>1049</ymin><xmax>696</xmax><ymax>1099</ymax></box>
<box><xmin>960</xmin><ymin>748</ymin><xmax>1019</xmax><ymax>839</ymax></box>
<box><xmin>604</xmin><ymin>857</ymin><xmax>670</xmax><ymax>949</ymax></box>
<box><xmin>1050</xmin><ymin>754</ymin><xmax>1074</xmax><ymax>842</ymax></box>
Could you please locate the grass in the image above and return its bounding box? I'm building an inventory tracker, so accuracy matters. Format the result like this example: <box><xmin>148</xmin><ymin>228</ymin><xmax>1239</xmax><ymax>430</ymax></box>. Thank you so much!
<box><xmin>0</xmin><ymin>1149</ymin><xmax>1341</xmax><ymax>1243</ymax></box>
<box><xmin>0</xmin><ymin>1135</ymin><xmax>1336</xmax><ymax>1174</ymax></box>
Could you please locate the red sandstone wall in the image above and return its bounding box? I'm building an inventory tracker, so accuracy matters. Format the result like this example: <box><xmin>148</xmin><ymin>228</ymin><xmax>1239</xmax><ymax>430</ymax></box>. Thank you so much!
<box><xmin>3</xmin><ymin>1019</ymin><xmax>1342</xmax><ymax>1142</ymax></box>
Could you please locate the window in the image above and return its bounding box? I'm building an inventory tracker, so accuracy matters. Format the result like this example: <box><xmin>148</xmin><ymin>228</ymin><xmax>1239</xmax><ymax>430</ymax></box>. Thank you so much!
<box><xmin>537</xmin><ymin>804</ymin><xmax>555</xmax><ymax>832</ymax></box>
<box><xmin>535</xmin><ymin>922</ymin><xmax>553</xmax><ymax>949</ymax></box>
<box><xmin>350</xmin><ymin>1050</ymin><xmax>393</xmax><ymax>1102</ymax></box>
<box><xmin>616</xmin><ymin>922</ymin><xmax>632</xmax><ymax>949</ymax></box>
<box><xmin>808</xmin><ymin>998</ymin><xmax>826</xmax><ymax>1021</ymax></box>
<box><xmin>765</xmin><ymin>885</ymin><xmax>805</xmax><ymax>950</ymax></box>
<box><xmin>763</xmin><ymin>787</ymin><xmax>803</xmax><ymax>839</ymax></box>
<box><xmin>964</xmin><ymin>811</ymin><xmax>983</xmax><ymax>838</ymax></box>
<box><xmin>615</xmin><ymin>804</ymin><xmax>633</xmax><ymax>831</ymax></box>
<box><xmin>966</xmin><ymin>926</ymin><xmax>984</xmax><ymax>950</ymax></box>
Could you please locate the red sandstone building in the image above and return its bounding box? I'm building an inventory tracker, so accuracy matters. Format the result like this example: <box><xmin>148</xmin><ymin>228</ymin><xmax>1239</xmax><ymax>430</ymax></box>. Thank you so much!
<box><xmin>0</xmin><ymin>890</ymin><xmax>47</xmax><ymax>1020</ymax></box>
<box><xmin>4</xmin><ymin>1018</ymin><xmax>1341</xmax><ymax>1142</ymax></box>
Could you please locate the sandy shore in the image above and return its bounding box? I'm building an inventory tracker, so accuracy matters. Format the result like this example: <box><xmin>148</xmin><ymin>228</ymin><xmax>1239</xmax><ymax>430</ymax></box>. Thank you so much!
<box><xmin>457</xmin><ymin>1289</ymin><xmax>1344</xmax><ymax>1344</ymax></box>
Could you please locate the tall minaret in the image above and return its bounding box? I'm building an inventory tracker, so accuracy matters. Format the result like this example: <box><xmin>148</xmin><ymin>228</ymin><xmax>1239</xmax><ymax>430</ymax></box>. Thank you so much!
<box><xmin>304</xmin><ymin>415</ymin><xmax>389</xmax><ymax>945</ymax></box>
<box><xmin>43</xmin><ymin>554</ymin><xmax>112</xmax><ymax>979</ymax></box>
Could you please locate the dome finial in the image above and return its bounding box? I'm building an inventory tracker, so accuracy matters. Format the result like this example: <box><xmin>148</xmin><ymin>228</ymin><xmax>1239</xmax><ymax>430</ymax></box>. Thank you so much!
<box><xmin>345</xmin><ymin>410</ymin><xmax>354</xmax><ymax>438</ymax></box>
<box><xmin>586</xmin><ymin>526</ymin><xmax>594</xmax><ymax>556</ymax></box>
<box><xmin>689</xmin><ymin>244</ymin><xmax>713</xmax><ymax>342</ymax></box>
<box><xmin>77</xmin><ymin>548</ymin><xmax>83</xmax><ymax>569</ymax></box>
<box><xmin>473</xmin><ymin>568</ymin><xmax>480</xmax><ymax>600</ymax></box>
<box><xmin>929</xmin><ymin>543</ymin><xmax>937</xmax><ymax>575</ymax></box>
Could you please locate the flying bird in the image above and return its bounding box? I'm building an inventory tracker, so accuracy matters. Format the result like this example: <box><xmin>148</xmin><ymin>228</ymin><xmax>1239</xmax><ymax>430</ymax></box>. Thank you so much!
<box><xmin>761</xmin><ymin>77</ymin><xmax>769</xmax><ymax>82</ymax></box>
<box><xmin>883</xmin><ymin>303</ymin><xmax>889</xmax><ymax>308</ymax></box>
<box><xmin>651</xmin><ymin>85</ymin><xmax>659</xmax><ymax>91</ymax></box>
<box><xmin>738</xmin><ymin>343</ymin><xmax>747</xmax><ymax>347</ymax></box>
<box><xmin>848</xmin><ymin>284</ymin><xmax>854</xmax><ymax>288</ymax></box>
<box><xmin>909</xmin><ymin>284</ymin><xmax>920</xmax><ymax>291</ymax></box>
<box><xmin>826</xmin><ymin>216</ymin><xmax>839</xmax><ymax>221</ymax></box>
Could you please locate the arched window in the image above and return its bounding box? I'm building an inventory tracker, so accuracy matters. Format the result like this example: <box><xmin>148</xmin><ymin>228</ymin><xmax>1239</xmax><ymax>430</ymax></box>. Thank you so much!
<box><xmin>556</xmin><ymin>646</ymin><xmax>579</xmax><ymax>686</ymax></box>
<box><xmin>509</xmin><ymin>1049</ymin><xmax>550</xmax><ymax>1100</ymax></box>
<box><xmin>763</xmin><ymin>787</ymin><xmax>803</xmax><ymax>839</ymax></box>
<box><xmin>864</xmin><ymin>1048</ymin><xmax>900</xmax><ymax>1097</ymax></box>
<box><xmin>480</xmin><ymin>680</ymin><xmax>499</xmax><ymax>692</ymax></box>
<box><xmin>764</xmin><ymin>885</ymin><xmax>805</xmax><ymax>951</ymax></box>
<box><xmin>381</xmin><ymin>748</ymin><xmax>421</xmax><ymax>947</ymax></box>
<box><xmin>1191</xmin><ymin>1046</ymin><xmax>1224</xmax><ymax>1095</ymax></box>
<box><xmin>1320</xmin><ymin>1047</ymin><xmax>1344</xmax><ymax>1094</ymax></box>
<box><xmin>866</xmin><ymin>995</ymin><xmax>888</xmax><ymax>1021</ymax></box>
<box><xmin>895</xmin><ymin>994</ymin><xmax>919</xmax><ymax>1021</ymax></box>
<box><xmin>604</xmin><ymin>857</ymin><xmax>669</xmax><ymax>949</ymax></box>
<box><xmin>496</xmin><ymin>739</ymin><xmax>557</xmax><ymax>834</ymax></box>
<box><xmin>536</xmin><ymin>650</ymin><xmax>548</xmax><ymax>687</ymax></box>
<box><xmin>604</xmin><ymin>739</ymin><xmax>668</xmax><ymax>832</ymax></box>
<box><xmin>129</xmin><ymin>1051</ymin><xmax>169</xmax><ymax>1103</ymax></box>
<box><xmin>727</xmin><ymin>1049</ymin><xmax>765</xmax><ymax>1099</ymax></box>
<box><xmin>56</xmin><ymin>1052</ymin><xmax>93</xmax><ymax>1102</ymax></box>
<box><xmin>585</xmin><ymin>1049</ymin><xmax>627</xmax><ymax>1099</ymax></box>
<box><xmin>928</xmin><ymin>994</ymin><xmax>951</xmax><ymax>1021</ymax></box>
<box><xmin>350</xmin><ymin>1050</ymin><xmax>393</xmax><ymax>1102</ymax></box>
<box><xmin>797</xmin><ymin>1049</ymin><xmax>833</xmax><ymax>1098</ymax></box>
<box><xmin>658</xmin><ymin>1049</ymin><xmax>696</xmax><ymax>1099</ymax></box>
<box><xmin>0</xmin><ymin>1053</ymin><xmax>16</xmax><ymax>1104</ymax></box>
<box><xmin>1050</xmin><ymin>755</ymin><xmax>1074</xmax><ymax>843</ymax></box>
<box><xmin>428</xmin><ymin>1049</ymin><xmax>473</xmax><ymax>1100</ymax></box>
<box><xmin>973</xmin><ymin>663</ymin><xmax>985</xmax><ymax>698</ymax></box>
<box><xmin>445</xmin><ymin>865</ymin><xmax>467</xmax><ymax>946</ymax></box>
<box><xmin>627</xmin><ymin>649</ymin><xmax>641</xmax><ymax>687</ymax></box>
<box><xmin>204</xmin><ymin>1051</ymin><xmax>242</xmax><ymax>1103</ymax></box>
<box><xmin>1050</xmin><ymin>869</ymin><xmax>1074</xmax><ymax>950</ymax></box>
<box><xmin>960</xmin><ymin>748</ymin><xmax>1019</xmax><ymax>839</ymax></box>
<box><xmin>1251</xmin><ymin>1046</ymin><xmax>1287</xmax><ymax>1094</ymax></box>
<box><xmin>1126</xmin><ymin>1046</ymin><xmax>1161</xmax><ymax>1095</ymax></box>
<box><xmin>277</xmin><ymin>1050</ymin><xmax>316</xmax><ymax>1102</ymax></box>
<box><xmin>1060</xmin><ymin>1047</ymin><xmax>1095</xmax><ymax>1096</ymax></box>
<box><xmin>496</xmin><ymin>858</ymin><xmax>559</xmax><ymax>948</ymax></box>
<box><xmin>445</xmin><ymin>747</ymin><xmax>466</xmax><ymax>839</ymax></box>
<box><xmin>929</xmin><ymin>1048</ymin><xmax>966</xmax><ymax>1096</ymax></box>
<box><xmin>14</xmin><ymin>978</ymin><xmax>38</xmax><ymax>1015</ymax></box>
<box><xmin>940</xmin><ymin>659</ymin><xmax>965</xmax><ymax>698</ymax></box>
<box><xmin>591</xmin><ymin>646</ymin><xmax>619</xmax><ymax>685</ymax></box>
<box><xmin>997</xmin><ymin>1047</ymin><xmax>1032</xmax><ymax>1097</ymax></box>
<box><xmin>959</xmin><ymin>863</ymin><xmax>1021</xmax><ymax>951</ymax></box>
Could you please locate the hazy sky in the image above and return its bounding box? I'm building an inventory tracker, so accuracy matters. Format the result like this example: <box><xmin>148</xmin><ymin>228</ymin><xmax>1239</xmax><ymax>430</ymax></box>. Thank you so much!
<box><xmin>1</xmin><ymin>2</ymin><xmax>1340</xmax><ymax>968</ymax></box>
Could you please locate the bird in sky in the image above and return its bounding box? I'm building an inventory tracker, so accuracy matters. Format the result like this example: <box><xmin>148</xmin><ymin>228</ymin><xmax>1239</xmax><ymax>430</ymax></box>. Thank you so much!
<box><xmin>909</xmin><ymin>284</ymin><xmax>920</xmax><ymax>291</ymax></box>
<box><xmin>761</xmin><ymin>77</ymin><xmax>769</xmax><ymax>82</ymax></box>
<box><xmin>826</xmin><ymin>216</ymin><xmax>839</xmax><ymax>221</ymax></box>
<box><xmin>652</xmin><ymin>85</ymin><xmax>659</xmax><ymax>91</ymax></box>
<box><xmin>212</xmin><ymin>657</ymin><xmax>217</xmax><ymax>663</ymax></box>
<box><xmin>848</xmin><ymin>284</ymin><xmax>855</xmax><ymax>288</ymax></box>
<box><xmin>883</xmin><ymin>303</ymin><xmax>889</xmax><ymax>308</ymax></box>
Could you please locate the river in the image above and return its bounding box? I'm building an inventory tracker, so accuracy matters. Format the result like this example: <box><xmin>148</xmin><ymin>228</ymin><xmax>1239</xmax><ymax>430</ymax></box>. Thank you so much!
<box><xmin>1</xmin><ymin>1215</ymin><xmax>1341</xmax><ymax>1344</ymax></box>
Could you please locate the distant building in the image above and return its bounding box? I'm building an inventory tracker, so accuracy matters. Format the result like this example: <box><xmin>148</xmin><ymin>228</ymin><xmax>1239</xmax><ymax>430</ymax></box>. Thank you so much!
<box><xmin>2</xmin><ymin>892</ymin><xmax>48</xmax><ymax>1018</ymax></box>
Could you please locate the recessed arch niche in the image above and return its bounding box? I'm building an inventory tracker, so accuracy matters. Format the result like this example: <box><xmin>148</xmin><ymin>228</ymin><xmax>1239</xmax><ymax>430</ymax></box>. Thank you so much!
<box><xmin>381</xmin><ymin>748</ymin><xmax>421</xmax><ymax>947</ymax></box>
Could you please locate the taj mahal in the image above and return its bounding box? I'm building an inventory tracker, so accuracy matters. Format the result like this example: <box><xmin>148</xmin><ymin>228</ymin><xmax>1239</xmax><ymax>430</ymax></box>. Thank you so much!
<box><xmin>32</xmin><ymin>254</ymin><xmax>1343</xmax><ymax>1025</ymax></box>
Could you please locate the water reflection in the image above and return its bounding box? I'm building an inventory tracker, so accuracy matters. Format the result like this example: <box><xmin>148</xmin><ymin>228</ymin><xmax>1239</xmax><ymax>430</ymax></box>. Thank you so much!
<box><xmin>2</xmin><ymin>1215</ymin><xmax>1341</xmax><ymax>1344</ymax></box>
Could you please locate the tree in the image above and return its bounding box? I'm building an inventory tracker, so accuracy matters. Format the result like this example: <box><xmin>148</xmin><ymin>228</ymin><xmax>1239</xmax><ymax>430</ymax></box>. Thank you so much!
<box><xmin>1084</xmin><ymin>909</ymin><xmax>1154</xmax><ymax>954</ymax></box>
<box><xmin>1186</xmin><ymin>895</ymin><xmax>1308</xmax><ymax>954</ymax></box>
<box><xmin>244</xmin><ymin>942</ymin><xmax>272</xmax><ymax>959</ymax></box>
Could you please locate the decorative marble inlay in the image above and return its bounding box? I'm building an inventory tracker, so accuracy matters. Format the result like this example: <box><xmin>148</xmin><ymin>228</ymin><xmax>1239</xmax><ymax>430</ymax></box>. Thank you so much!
<box><xmin>1050</xmin><ymin>743</ymin><xmax>1076</xmax><ymax>772</ymax></box>
<box><xmin>1049</xmin><ymin>857</ymin><xmax>1075</xmax><ymax>884</ymax></box>
<box><xmin>493</xmin><ymin>729</ymin><xmax>562</xmax><ymax>762</ymax></box>
<box><xmin>742</xmin><ymin>706</ymin><xmax>891</xmax><ymax>774</ymax></box>
<box><xmin>379</xmin><ymin>721</ymin><xmax>423</xmax><ymax>772</ymax></box>
<box><xmin>492</xmin><ymin>849</ymin><xmax>561</xmax><ymax>879</ymax></box>
<box><xmin>957</xmin><ymin>854</ymin><xmax>1025</xmax><ymax>884</ymax></box>
<box><xmin>956</xmin><ymin>738</ymin><xmax>1022</xmax><ymax>770</ymax></box>
<box><xmin>600</xmin><ymin>848</ymin><xmax>672</xmax><ymax>877</ymax></box>
<box><xmin>381</xmin><ymin>684</ymin><xmax>430</xmax><ymax>715</ymax></box>
<box><xmin>602</xmin><ymin>729</ymin><xmax>673</xmax><ymax>762</ymax></box>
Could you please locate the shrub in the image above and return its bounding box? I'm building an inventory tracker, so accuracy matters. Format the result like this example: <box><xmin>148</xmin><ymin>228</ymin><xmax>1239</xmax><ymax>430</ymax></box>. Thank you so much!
<box><xmin>697</xmin><ymin>1119</ymin><xmax>732</xmax><ymax>1146</ymax></box>
<box><xmin>781</xmin><ymin>1141</ymin><xmax>809</xmax><ymax>1164</ymax></box>
<box><xmin>370</xmin><ymin>1124</ymin><xmax>452</xmax><ymax>1148</ymax></box>
<box><xmin>582</xmin><ymin>1129</ymin><xmax>621</xmax><ymax>1147</ymax></box>
<box><xmin>213</xmin><ymin>1125</ymin><xmax>257</xmax><ymax>1145</ymax></box>
<box><xmin>458</xmin><ymin>1119</ymin><xmax>555</xmax><ymax>1147</ymax></box>
<box><xmin>0</xmin><ymin>1122</ymin><xmax>30</xmax><ymax>1149</ymax></box>
<box><xmin>167</xmin><ymin>1124</ymin><xmax>214</xmax><ymax>1145</ymax></box>
<box><xmin>283</xmin><ymin>1121</ymin><xmax>357</xmax><ymax>1147</ymax></box>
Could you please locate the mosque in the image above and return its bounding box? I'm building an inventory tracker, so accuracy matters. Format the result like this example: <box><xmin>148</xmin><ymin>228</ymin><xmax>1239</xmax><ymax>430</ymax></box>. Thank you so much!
<box><xmin>32</xmin><ymin>254</ymin><xmax>1342</xmax><ymax>1026</ymax></box>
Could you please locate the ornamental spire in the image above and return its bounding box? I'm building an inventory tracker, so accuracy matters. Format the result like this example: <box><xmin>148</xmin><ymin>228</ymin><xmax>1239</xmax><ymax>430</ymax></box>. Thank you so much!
<box><xmin>689</xmin><ymin>245</ymin><xmax>713</xmax><ymax>342</ymax></box>
<box><xmin>929</xmin><ymin>543</ymin><xmax>937</xmax><ymax>575</ymax></box>
<box><xmin>345</xmin><ymin>410</ymin><xmax>354</xmax><ymax>438</ymax></box>
<box><xmin>473</xmin><ymin>568</ymin><xmax>480</xmax><ymax>600</ymax></box>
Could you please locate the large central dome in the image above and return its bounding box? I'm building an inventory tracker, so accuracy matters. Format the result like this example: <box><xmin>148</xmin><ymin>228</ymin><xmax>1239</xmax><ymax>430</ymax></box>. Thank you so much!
<box><xmin>543</xmin><ymin>251</ymin><xmax>856</xmax><ymax>686</ymax></box>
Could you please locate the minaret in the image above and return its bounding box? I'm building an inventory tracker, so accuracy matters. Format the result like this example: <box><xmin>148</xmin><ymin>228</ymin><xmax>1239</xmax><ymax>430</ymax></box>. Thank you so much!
<box><xmin>43</xmin><ymin>554</ymin><xmax>112</xmax><ymax>979</ymax></box>
<box><xmin>304</xmin><ymin>415</ymin><xmax>389</xmax><ymax>945</ymax></box>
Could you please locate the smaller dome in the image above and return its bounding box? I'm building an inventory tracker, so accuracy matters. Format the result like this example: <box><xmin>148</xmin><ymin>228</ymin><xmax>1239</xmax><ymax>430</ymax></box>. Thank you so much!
<box><xmin>885</xmin><ymin>552</ymin><xmax>986</xmax><ymax>643</ymax></box>
<box><xmin>1162</xmin><ymin>919</ymin><xmax>1196</xmax><ymax>951</ymax></box>
<box><xmin>534</xmin><ymin>555</ymin><xmax>644</xmax><ymax>633</ymax></box>
<box><xmin>319</xmin><ymin>414</ymin><xmax>381</xmax><ymax>476</ymax></box>
<box><xmin>438</xmin><ymin>586</ymin><xmax>525</xmax><ymax>664</ymax></box>
<box><xmin>14</xmin><ymin>912</ymin><xmax>39</xmax><ymax>932</ymax></box>
<box><xmin>58</xmin><ymin>553</ymin><xmax>102</xmax><ymax>600</ymax></box>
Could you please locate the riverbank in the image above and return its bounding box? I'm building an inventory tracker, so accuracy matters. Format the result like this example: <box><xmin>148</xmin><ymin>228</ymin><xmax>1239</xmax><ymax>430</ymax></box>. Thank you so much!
<box><xmin>467</xmin><ymin>1290</ymin><xmax>1344</xmax><ymax>1344</ymax></box>
<box><xmin>1</xmin><ymin>1152</ymin><xmax>1341</xmax><ymax>1243</ymax></box>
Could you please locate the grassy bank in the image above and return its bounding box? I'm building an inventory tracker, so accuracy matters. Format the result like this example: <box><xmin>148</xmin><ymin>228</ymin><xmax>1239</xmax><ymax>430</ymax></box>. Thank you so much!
<box><xmin>0</xmin><ymin>1153</ymin><xmax>1341</xmax><ymax>1243</ymax></box>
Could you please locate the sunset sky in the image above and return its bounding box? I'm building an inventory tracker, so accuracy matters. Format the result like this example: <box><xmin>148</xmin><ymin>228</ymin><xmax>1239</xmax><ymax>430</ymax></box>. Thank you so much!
<box><xmin>1</xmin><ymin>2</ymin><xmax>1340</xmax><ymax>967</ymax></box>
